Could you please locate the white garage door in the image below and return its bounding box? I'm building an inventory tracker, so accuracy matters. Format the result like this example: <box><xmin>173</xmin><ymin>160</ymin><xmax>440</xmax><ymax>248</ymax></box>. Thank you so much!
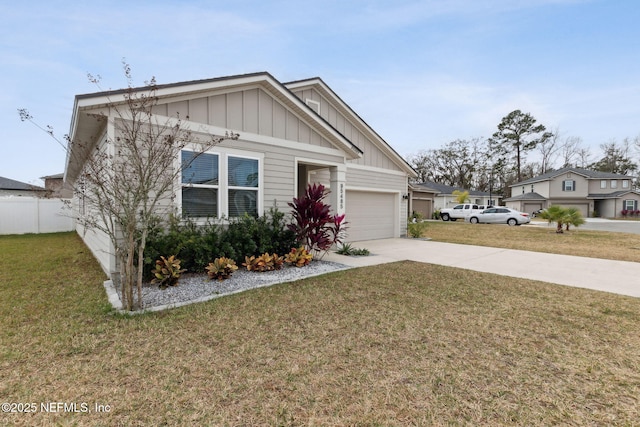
<box><xmin>345</xmin><ymin>190</ymin><xmax>396</xmax><ymax>241</ymax></box>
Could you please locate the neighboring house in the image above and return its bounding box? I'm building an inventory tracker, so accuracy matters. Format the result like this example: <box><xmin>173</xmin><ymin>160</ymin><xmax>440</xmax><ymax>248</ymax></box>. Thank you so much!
<box><xmin>65</xmin><ymin>72</ymin><xmax>417</xmax><ymax>275</ymax></box>
<box><xmin>504</xmin><ymin>167</ymin><xmax>640</xmax><ymax>218</ymax></box>
<box><xmin>408</xmin><ymin>183</ymin><xmax>438</xmax><ymax>219</ymax></box>
<box><xmin>41</xmin><ymin>173</ymin><xmax>73</xmax><ymax>198</ymax></box>
<box><xmin>0</xmin><ymin>176</ymin><xmax>46</xmax><ymax>197</ymax></box>
<box><xmin>414</xmin><ymin>181</ymin><xmax>501</xmax><ymax>212</ymax></box>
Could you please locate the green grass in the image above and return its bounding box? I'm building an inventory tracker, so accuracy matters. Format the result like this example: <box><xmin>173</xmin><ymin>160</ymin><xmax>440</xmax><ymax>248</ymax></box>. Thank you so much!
<box><xmin>1</xmin><ymin>232</ymin><xmax>640</xmax><ymax>425</ymax></box>
<box><xmin>422</xmin><ymin>220</ymin><xmax>640</xmax><ymax>263</ymax></box>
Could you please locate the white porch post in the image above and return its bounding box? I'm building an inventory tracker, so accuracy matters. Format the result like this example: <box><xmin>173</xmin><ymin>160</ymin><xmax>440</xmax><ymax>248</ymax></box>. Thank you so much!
<box><xmin>330</xmin><ymin>165</ymin><xmax>346</xmax><ymax>216</ymax></box>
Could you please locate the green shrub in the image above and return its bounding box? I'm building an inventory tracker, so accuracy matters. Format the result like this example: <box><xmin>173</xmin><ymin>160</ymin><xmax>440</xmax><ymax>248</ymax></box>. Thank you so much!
<box><xmin>408</xmin><ymin>221</ymin><xmax>428</xmax><ymax>238</ymax></box>
<box><xmin>143</xmin><ymin>207</ymin><xmax>296</xmax><ymax>278</ymax></box>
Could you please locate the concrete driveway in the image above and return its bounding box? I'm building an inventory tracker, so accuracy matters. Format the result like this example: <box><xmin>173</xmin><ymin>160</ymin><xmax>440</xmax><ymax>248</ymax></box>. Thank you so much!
<box><xmin>324</xmin><ymin>238</ymin><xmax>640</xmax><ymax>298</ymax></box>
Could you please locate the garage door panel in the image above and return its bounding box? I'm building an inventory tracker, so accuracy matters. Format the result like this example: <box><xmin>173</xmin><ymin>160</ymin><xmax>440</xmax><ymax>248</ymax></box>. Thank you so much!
<box><xmin>346</xmin><ymin>191</ymin><xmax>395</xmax><ymax>241</ymax></box>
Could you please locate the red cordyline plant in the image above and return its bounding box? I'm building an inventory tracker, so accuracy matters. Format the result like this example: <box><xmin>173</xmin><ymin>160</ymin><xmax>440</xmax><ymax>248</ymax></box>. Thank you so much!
<box><xmin>288</xmin><ymin>183</ymin><xmax>347</xmax><ymax>258</ymax></box>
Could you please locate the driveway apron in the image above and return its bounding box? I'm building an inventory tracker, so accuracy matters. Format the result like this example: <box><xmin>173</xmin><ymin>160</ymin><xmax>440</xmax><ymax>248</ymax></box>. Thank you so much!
<box><xmin>324</xmin><ymin>238</ymin><xmax>640</xmax><ymax>298</ymax></box>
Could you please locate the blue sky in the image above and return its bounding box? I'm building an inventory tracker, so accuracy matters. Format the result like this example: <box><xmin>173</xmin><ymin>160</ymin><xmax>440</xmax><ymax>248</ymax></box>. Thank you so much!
<box><xmin>2</xmin><ymin>0</ymin><xmax>639</xmax><ymax>185</ymax></box>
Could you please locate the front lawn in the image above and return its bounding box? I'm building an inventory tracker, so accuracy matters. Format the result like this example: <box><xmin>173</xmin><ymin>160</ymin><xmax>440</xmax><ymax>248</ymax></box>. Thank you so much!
<box><xmin>423</xmin><ymin>221</ymin><xmax>640</xmax><ymax>262</ymax></box>
<box><xmin>1</xmin><ymin>232</ymin><xmax>639</xmax><ymax>425</ymax></box>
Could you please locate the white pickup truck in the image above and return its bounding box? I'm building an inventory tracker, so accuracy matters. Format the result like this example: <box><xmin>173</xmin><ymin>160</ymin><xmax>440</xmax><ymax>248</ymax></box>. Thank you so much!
<box><xmin>440</xmin><ymin>204</ymin><xmax>488</xmax><ymax>221</ymax></box>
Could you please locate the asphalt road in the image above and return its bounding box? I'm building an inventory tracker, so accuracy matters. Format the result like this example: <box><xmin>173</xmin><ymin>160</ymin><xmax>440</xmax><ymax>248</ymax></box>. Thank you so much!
<box><xmin>532</xmin><ymin>218</ymin><xmax>640</xmax><ymax>234</ymax></box>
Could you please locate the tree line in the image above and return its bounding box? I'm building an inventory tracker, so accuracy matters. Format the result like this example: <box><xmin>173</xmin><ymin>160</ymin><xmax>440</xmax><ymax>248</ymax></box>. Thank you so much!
<box><xmin>406</xmin><ymin>109</ymin><xmax>640</xmax><ymax>197</ymax></box>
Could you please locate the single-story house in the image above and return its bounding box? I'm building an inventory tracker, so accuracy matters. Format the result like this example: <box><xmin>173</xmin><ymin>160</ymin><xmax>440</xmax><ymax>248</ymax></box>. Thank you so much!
<box><xmin>65</xmin><ymin>72</ymin><xmax>417</xmax><ymax>275</ymax></box>
<box><xmin>408</xmin><ymin>183</ymin><xmax>438</xmax><ymax>219</ymax></box>
<box><xmin>504</xmin><ymin>167</ymin><xmax>640</xmax><ymax>218</ymax></box>
<box><xmin>413</xmin><ymin>181</ymin><xmax>501</xmax><ymax>212</ymax></box>
<box><xmin>0</xmin><ymin>176</ymin><xmax>46</xmax><ymax>197</ymax></box>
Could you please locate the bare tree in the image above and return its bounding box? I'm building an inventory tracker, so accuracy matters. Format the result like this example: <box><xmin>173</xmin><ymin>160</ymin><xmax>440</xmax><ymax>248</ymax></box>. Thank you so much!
<box><xmin>558</xmin><ymin>136</ymin><xmax>586</xmax><ymax>168</ymax></box>
<box><xmin>407</xmin><ymin>138</ymin><xmax>488</xmax><ymax>189</ymax></box>
<box><xmin>537</xmin><ymin>126</ymin><xmax>561</xmax><ymax>173</ymax></box>
<box><xmin>20</xmin><ymin>63</ymin><xmax>238</xmax><ymax>310</ymax></box>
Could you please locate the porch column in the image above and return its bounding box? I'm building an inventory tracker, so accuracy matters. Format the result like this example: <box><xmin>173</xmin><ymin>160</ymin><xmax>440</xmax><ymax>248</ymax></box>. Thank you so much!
<box><xmin>329</xmin><ymin>165</ymin><xmax>346</xmax><ymax>216</ymax></box>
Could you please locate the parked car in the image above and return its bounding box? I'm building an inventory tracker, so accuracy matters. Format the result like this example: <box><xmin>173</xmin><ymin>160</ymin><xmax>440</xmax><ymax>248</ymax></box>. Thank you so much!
<box><xmin>468</xmin><ymin>207</ymin><xmax>531</xmax><ymax>226</ymax></box>
<box><xmin>440</xmin><ymin>204</ymin><xmax>488</xmax><ymax>221</ymax></box>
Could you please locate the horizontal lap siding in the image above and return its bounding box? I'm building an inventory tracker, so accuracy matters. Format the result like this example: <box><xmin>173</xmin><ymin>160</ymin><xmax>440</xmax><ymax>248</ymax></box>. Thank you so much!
<box><xmin>216</xmin><ymin>139</ymin><xmax>345</xmax><ymax>214</ymax></box>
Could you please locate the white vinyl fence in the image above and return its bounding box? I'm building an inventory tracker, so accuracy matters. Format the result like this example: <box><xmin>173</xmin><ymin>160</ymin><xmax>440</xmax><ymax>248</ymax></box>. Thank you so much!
<box><xmin>0</xmin><ymin>197</ymin><xmax>75</xmax><ymax>235</ymax></box>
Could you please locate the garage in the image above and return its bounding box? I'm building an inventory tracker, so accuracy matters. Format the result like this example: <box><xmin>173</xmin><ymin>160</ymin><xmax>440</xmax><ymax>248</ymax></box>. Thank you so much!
<box><xmin>345</xmin><ymin>190</ymin><xmax>396</xmax><ymax>241</ymax></box>
<box><xmin>412</xmin><ymin>199</ymin><xmax>432</xmax><ymax>219</ymax></box>
<box><xmin>523</xmin><ymin>203</ymin><xmax>543</xmax><ymax>214</ymax></box>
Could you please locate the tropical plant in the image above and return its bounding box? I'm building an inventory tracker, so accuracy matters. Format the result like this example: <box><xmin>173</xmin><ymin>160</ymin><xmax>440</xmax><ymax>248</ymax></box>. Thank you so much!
<box><xmin>151</xmin><ymin>255</ymin><xmax>186</xmax><ymax>289</ymax></box>
<box><xmin>335</xmin><ymin>243</ymin><xmax>370</xmax><ymax>256</ymax></box>
<box><xmin>563</xmin><ymin>207</ymin><xmax>585</xmax><ymax>231</ymax></box>
<box><xmin>539</xmin><ymin>205</ymin><xmax>585</xmax><ymax>233</ymax></box>
<box><xmin>287</xmin><ymin>183</ymin><xmax>347</xmax><ymax>258</ymax></box>
<box><xmin>206</xmin><ymin>257</ymin><xmax>238</xmax><ymax>281</ymax></box>
<box><xmin>243</xmin><ymin>252</ymin><xmax>284</xmax><ymax>272</ymax></box>
<box><xmin>452</xmin><ymin>190</ymin><xmax>470</xmax><ymax>204</ymax></box>
<box><xmin>284</xmin><ymin>246</ymin><xmax>313</xmax><ymax>267</ymax></box>
<box><xmin>539</xmin><ymin>205</ymin><xmax>567</xmax><ymax>233</ymax></box>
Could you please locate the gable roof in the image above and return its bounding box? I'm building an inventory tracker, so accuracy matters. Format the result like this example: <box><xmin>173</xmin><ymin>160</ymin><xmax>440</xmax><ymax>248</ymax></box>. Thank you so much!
<box><xmin>416</xmin><ymin>181</ymin><xmax>499</xmax><ymax>198</ymax></box>
<box><xmin>67</xmin><ymin>72</ymin><xmax>375</xmax><ymax>183</ymax></box>
<box><xmin>0</xmin><ymin>176</ymin><xmax>45</xmax><ymax>191</ymax></box>
<box><xmin>503</xmin><ymin>192</ymin><xmax>546</xmax><ymax>202</ymax></box>
<box><xmin>284</xmin><ymin>77</ymin><xmax>417</xmax><ymax>177</ymax></box>
<box><xmin>511</xmin><ymin>167</ymin><xmax>631</xmax><ymax>187</ymax></box>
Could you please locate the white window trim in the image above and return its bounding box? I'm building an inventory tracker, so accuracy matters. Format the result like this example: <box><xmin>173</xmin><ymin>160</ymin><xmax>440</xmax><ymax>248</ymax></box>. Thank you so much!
<box><xmin>177</xmin><ymin>147</ymin><xmax>264</xmax><ymax>221</ymax></box>
<box><xmin>611</xmin><ymin>180</ymin><xmax>618</xmax><ymax>189</ymax></box>
<box><xmin>622</xmin><ymin>180</ymin><xmax>630</xmax><ymax>189</ymax></box>
<box><xmin>600</xmin><ymin>180</ymin><xmax>607</xmax><ymax>189</ymax></box>
<box><xmin>226</xmin><ymin>153</ymin><xmax>262</xmax><ymax>218</ymax></box>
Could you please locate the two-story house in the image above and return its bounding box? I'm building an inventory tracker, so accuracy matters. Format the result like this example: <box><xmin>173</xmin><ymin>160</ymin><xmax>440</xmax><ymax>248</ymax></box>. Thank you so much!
<box><xmin>504</xmin><ymin>167</ymin><xmax>640</xmax><ymax>218</ymax></box>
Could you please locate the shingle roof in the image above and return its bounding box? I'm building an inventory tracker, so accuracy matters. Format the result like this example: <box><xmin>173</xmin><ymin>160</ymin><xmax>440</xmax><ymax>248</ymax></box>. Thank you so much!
<box><xmin>587</xmin><ymin>190</ymin><xmax>640</xmax><ymax>199</ymax></box>
<box><xmin>512</xmin><ymin>167</ymin><xmax>631</xmax><ymax>186</ymax></box>
<box><xmin>503</xmin><ymin>192</ymin><xmax>546</xmax><ymax>202</ymax></box>
<box><xmin>0</xmin><ymin>176</ymin><xmax>45</xmax><ymax>191</ymax></box>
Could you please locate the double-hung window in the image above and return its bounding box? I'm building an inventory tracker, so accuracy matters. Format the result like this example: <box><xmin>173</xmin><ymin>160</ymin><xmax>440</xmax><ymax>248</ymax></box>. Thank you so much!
<box><xmin>181</xmin><ymin>150</ymin><xmax>260</xmax><ymax>219</ymax></box>
<box><xmin>181</xmin><ymin>152</ymin><xmax>219</xmax><ymax>218</ymax></box>
<box><xmin>562</xmin><ymin>180</ymin><xmax>575</xmax><ymax>192</ymax></box>
<box><xmin>228</xmin><ymin>156</ymin><xmax>259</xmax><ymax>217</ymax></box>
<box><xmin>624</xmin><ymin>200</ymin><xmax>638</xmax><ymax>211</ymax></box>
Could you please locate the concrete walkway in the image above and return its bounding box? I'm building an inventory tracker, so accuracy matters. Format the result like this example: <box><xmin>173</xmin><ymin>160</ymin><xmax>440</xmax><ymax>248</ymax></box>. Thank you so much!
<box><xmin>323</xmin><ymin>238</ymin><xmax>640</xmax><ymax>298</ymax></box>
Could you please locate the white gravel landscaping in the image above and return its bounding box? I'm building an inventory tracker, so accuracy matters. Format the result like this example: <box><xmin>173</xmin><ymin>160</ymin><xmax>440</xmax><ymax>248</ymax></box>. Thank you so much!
<box><xmin>104</xmin><ymin>260</ymin><xmax>351</xmax><ymax>313</ymax></box>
